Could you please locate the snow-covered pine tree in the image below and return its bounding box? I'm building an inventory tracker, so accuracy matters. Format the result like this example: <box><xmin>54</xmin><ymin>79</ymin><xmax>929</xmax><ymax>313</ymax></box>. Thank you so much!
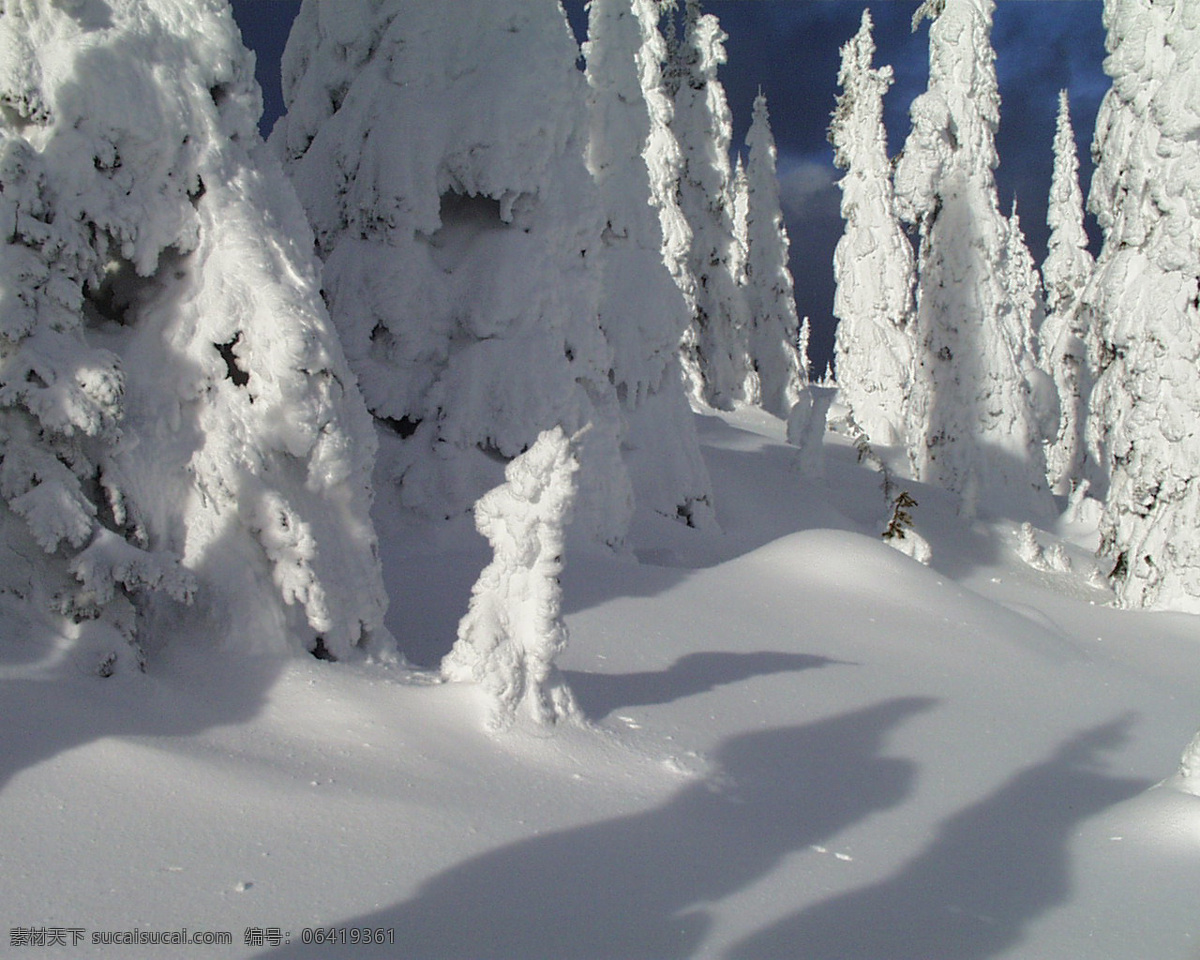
<box><xmin>273</xmin><ymin>0</ymin><xmax>632</xmax><ymax>548</ymax></box>
<box><xmin>894</xmin><ymin>0</ymin><xmax>1053</xmax><ymax>520</ymax></box>
<box><xmin>1039</xmin><ymin>90</ymin><xmax>1098</xmax><ymax>496</ymax></box>
<box><xmin>0</xmin><ymin>0</ymin><xmax>389</xmax><ymax>671</ymax></box>
<box><xmin>1180</xmin><ymin>727</ymin><xmax>1200</xmax><ymax>797</ymax></box>
<box><xmin>731</xmin><ymin>153</ymin><xmax>750</xmax><ymax>288</ymax></box>
<box><xmin>741</xmin><ymin>92</ymin><xmax>808</xmax><ymax>420</ymax></box>
<box><xmin>669</xmin><ymin>0</ymin><xmax>751</xmax><ymax>410</ymax></box>
<box><xmin>1084</xmin><ymin>0</ymin><xmax>1200</xmax><ymax>611</ymax></box>
<box><xmin>582</xmin><ymin>0</ymin><xmax>716</xmax><ymax>530</ymax></box>
<box><xmin>442</xmin><ymin>427</ymin><xmax>582</xmax><ymax>730</ymax></box>
<box><xmin>1001</xmin><ymin>200</ymin><xmax>1057</xmax><ymax>449</ymax></box>
<box><xmin>829</xmin><ymin>10</ymin><xmax>916</xmax><ymax>448</ymax></box>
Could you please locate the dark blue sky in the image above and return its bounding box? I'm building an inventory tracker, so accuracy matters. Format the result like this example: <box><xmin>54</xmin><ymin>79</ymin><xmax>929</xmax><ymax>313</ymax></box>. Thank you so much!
<box><xmin>230</xmin><ymin>1</ymin><xmax>1108</xmax><ymax>372</ymax></box>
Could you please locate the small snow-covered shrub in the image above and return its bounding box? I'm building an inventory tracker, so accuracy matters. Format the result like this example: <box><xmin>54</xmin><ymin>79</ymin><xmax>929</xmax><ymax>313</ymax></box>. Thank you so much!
<box><xmin>443</xmin><ymin>428</ymin><xmax>582</xmax><ymax>730</ymax></box>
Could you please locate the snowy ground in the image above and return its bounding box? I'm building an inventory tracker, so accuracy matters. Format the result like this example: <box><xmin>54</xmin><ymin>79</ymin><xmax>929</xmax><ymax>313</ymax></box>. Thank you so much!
<box><xmin>3</xmin><ymin>405</ymin><xmax>1198</xmax><ymax>959</ymax></box>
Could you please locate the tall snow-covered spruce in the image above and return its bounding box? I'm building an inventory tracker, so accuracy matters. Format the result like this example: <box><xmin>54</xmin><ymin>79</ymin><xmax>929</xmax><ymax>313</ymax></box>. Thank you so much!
<box><xmin>442</xmin><ymin>427</ymin><xmax>582</xmax><ymax>730</ymax></box>
<box><xmin>741</xmin><ymin>92</ymin><xmax>808</xmax><ymax>421</ymax></box>
<box><xmin>669</xmin><ymin>0</ymin><xmax>751</xmax><ymax>411</ymax></box>
<box><xmin>0</xmin><ymin>0</ymin><xmax>389</xmax><ymax>670</ymax></box>
<box><xmin>582</xmin><ymin>0</ymin><xmax>716</xmax><ymax>530</ymax></box>
<box><xmin>829</xmin><ymin>10</ymin><xmax>915</xmax><ymax>447</ymax></box>
<box><xmin>1039</xmin><ymin>90</ymin><xmax>1097</xmax><ymax>496</ymax></box>
<box><xmin>273</xmin><ymin>0</ymin><xmax>632</xmax><ymax>548</ymax></box>
<box><xmin>894</xmin><ymin>0</ymin><xmax>1052</xmax><ymax>520</ymax></box>
<box><xmin>1084</xmin><ymin>0</ymin><xmax>1200</xmax><ymax>611</ymax></box>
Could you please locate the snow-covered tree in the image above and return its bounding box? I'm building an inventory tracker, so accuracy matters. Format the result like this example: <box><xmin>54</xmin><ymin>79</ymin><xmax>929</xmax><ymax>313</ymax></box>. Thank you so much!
<box><xmin>894</xmin><ymin>0</ymin><xmax>1052</xmax><ymax>520</ymax></box>
<box><xmin>1179</xmin><ymin>727</ymin><xmax>1200</xmax><ymax>797</ymax></box>
<box><xmin>582</xmin><ymin>0</ymin><xmax>716</xmax><ymax>530</ymax></box>
<box><xmin>1001</xmin><ymin>201</ymin><xmax>1057</xmax><ymax>447</ymax></box>
<box><xmin>1084</xmin><ymin>0</ymin><xmax>1200</xmax><ymax>611</ymax></box>
<box><xmin>829</xmin><ymin>10</ymin><xmax>915</xmax><ymax>447</ymax></box>
<box><xmin>731</xmin><ymin>153</ymin><xmax>750</xmax><ymax>287</ymax></box>
<box><xmin>669</xmin><ymin>0</ymin><xmax>751</xmax><ymax>410</ymax></box>
<box><xmin>274</xmin><ymin>0</ymin><xmax>632</xmax><ymax>548</ymax></box>
<box><xmin>1039</xmin><ymin>90</ymin><xmax>1098</xmax><ymax>495</ymax></box>
<box><xmin>741</xmin><ymin>92</ymin><xmax>808</xmax><ymax>420</ymax></box>
<box><xmin>0</xmin><ymin>0</ymin><xmax>389</xmax><ymax>671</ymax></box>
<box><xmin>442</xmin><ymin>427</ymin><xmax>582</xmax><ymax>730</ymax></box>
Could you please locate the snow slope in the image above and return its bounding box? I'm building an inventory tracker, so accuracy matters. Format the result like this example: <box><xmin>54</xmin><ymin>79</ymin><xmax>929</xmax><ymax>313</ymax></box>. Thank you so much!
<box><xmin>2</xmin><ymin>405</ymin><xmax>1198</xmax><ymax>959</ymax></box>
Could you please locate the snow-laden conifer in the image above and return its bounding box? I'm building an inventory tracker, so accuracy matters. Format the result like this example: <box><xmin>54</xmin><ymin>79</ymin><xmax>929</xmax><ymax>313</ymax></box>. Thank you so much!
<box><xmin>894</xmin><ymin>0</ymin><xmax>1052</xmax><ymax>520</ymax></box>
<box><xmin>731</xmin><ymin>153</ymin><xmax>750</xmax><ymax>288</ymax></box>
<box><xmin>1039</xmin><ymin>91</ymin><xmax>1098</xmax><ymax>495</ymax></box>
<box><xmin>0</xmin><ymin>0</ymin><xmax>388</xmax><ymax>670</ymax></box>
<box><xmin>741</xmin><ymin>93</ymin><xmax>808</xmax><ymax>420</ymax></box>
<box><xmin>1084</xmin><ymin>0</ymin><xmax>1200</xmax><ymax>611</ymax></box>
<box><xmin>829</xmin><ymin>10</ymin><xmax>915</xmax><ymax>447</ymax></box>
<box><xmin>582</xmin><ymin>0</ymin><xmax>716</xmax><ymax>530</ymax></box>
<box><xmin>274</xmin><ymin>0</ymin><xmax>632</xmax><ymax>548</ymax></box>
<box><xmin>442</xmin><ymin>427</ymin><xmax>582</xmax><ymax>730</ymax></box>
<box><xmin>1180</xmin><ymin>728</ymin><xmax>1200</xmax><ymax>797</ymax></box>
<box><xmin>670</xmin><ymin>0</ymin><xmax>751</xmax><ymax>410</ymax></box>
<box><xmin>1001</xmin><ymin>201</ymin><xmax>1057</xmax><ymax>446</ymax></box>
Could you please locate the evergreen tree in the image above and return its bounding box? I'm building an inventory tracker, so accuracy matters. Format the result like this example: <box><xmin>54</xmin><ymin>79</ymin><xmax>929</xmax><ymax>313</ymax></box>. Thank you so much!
<box><xmin>0</xmin><ymin>0</ymin><xmax>389</xmax><ymax>670</ymax></box>
<box><xmin>742</xmin><ymin>93</ymin><xmax>808</xmax><ymax>420</ymax></box>
<box><xmin>894</xmin><ymin>0</ymin><xmax>1052</xmax><ymax>520</ymax></box>
<box><xmin>731</xmin><ymin>152</ymin><xmax>750</xmax><ymax>288</ymax></box>
<box><xmin>669</xmin><ymin>0</ymin><xmax>751</xmax><ymax>410</ymax></box>
<box><xmin>829</xmin><ymin>10</ymin><xmax>916</xmax><ymax>447</ymax></box>
<box><xmin>1001</xmin><ymin>200</ymin><xmax>1057</xmax><ymax>448</ymax></box>
<box><xmin>273</xmin><ymin>0</ymin><xmax>633</xmax><ymax>548</ymax></box>
<box><xmin>442</xmin><ymin>427</ymin><xmax>582</xmax><ymax>730</ymax></box>
<box><xmin>1084</xmin><ymin>0</ymin><xmax>1200</xmax><ymax>611</ymax></box>
<box><xmin>582</xmin><ymin>0</ymin><xmax>716</xmax><ymax>530</ymax></box>
<box><xmin>1039</xmin><ymin>90</ymin><xmax>1098</xmax><ymax>495</ymax></box>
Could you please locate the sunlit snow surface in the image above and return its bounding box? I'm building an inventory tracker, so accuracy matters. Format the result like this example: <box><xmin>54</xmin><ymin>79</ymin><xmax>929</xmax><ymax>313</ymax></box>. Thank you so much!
<box><xmin>3</xmin><ymin>405</ymin><xmax>1198</xmax><ymax>959</ymax></box>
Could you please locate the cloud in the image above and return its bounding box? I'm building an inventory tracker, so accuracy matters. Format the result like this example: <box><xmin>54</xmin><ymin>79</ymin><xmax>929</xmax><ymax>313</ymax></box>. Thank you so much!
<box><xmin>777</xmin><ymin>155</ymin><xmax>840</xmax><ymax>224</ymax></box>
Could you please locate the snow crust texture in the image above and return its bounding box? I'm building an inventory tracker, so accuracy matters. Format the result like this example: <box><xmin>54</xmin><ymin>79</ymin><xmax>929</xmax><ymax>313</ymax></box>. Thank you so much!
<box><xmin>0</xmin><ymin>0</ymin><xmax>388</xmax><ymax>668</ymax></box>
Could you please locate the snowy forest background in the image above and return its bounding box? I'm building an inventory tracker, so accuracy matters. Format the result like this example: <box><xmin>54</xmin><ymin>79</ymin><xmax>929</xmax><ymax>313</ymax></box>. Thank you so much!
<box><xmin>3</xmin><ymin>0</ymin><xmax>1200</xmax><ymax>957</ymax></box>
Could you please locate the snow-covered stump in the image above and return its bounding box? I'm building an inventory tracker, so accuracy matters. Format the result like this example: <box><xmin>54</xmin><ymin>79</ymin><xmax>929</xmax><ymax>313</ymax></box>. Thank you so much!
<box><xmin>443</xmin><ymin>428</ymin><xmax>582</xmax><ymax>731</ymax></box>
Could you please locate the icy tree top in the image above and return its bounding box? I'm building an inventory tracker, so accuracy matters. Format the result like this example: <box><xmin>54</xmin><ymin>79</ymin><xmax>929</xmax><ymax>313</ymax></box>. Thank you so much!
<box><xmin>895</xmin><ymin>0</ymin><xmax>1000</xmax><ymax>221</ymax></box>
<box><xmin>1043</xmin><ymin>91</ymin><xmax>1094</xmax><ymax>316</ymax></box>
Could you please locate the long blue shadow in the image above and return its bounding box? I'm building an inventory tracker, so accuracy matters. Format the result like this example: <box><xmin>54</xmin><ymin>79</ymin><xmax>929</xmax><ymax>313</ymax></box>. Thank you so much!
<box><xmin>563</xmin><ymin>650</ymin><xmax>851</xmax><ymax>721</ymax></box>
<box><xmin>727</xmin><ymin>714</ymin><xmax>1151</xmax><ymax>960</ymax></box>
<box><xmin>256</xmin><ymin>697</ymin><xmax>935</xmax><ymax>960</ymax></box>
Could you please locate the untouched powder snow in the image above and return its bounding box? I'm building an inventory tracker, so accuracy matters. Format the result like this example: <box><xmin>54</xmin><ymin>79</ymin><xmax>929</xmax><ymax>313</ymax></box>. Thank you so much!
<box><xmin>2</xmin><ymin>403</ymin><xmax>1199</xmax><ymax>958</ymax></box>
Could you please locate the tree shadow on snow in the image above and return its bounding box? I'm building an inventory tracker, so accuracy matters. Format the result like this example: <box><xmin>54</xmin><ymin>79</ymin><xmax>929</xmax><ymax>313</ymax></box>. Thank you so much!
<box><xmin>727</xmin><ymin>714</ymin><xmax>1151</xmax><ymax>960</ymax></box>
<box><xmin>0</xmin><ymin>646</ymin><xmax>282</xmax><ymax>794</ymax></box>
<box><xmin>562</xmin><ymin>650</ymin><xmax>851</xmax><ymax>722</ymax></box>
<box><xmin>255</xmin><ymin>696</ymin><xmax>935</xmax><ymax>960</ymax></box>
